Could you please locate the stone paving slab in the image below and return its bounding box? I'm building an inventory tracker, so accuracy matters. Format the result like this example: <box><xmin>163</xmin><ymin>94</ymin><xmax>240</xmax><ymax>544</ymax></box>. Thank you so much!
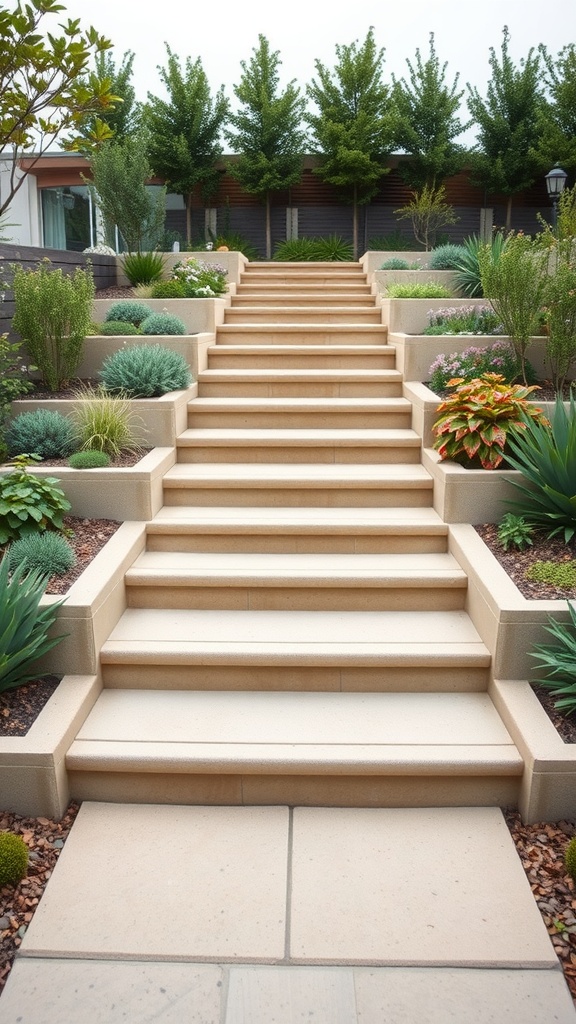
<box><xmin>2</xmin><ymin>962</ymin><xmax>574</xmax><ymax>1023</ymax></box>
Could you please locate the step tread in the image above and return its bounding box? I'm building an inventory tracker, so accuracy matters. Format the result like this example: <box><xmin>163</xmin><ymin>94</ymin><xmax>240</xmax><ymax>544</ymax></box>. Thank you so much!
<box><xmin>217</xmin><ymin>324</ymin><xmax>386</xmax><ymax>333</ymax></box>
<box><xmin>126</xmin><ymin>550</ymin><xmax>466</xmax><ymax>587</ymax></box>
<box><xmin>177</xmin><ymin>428</ymin><xmax>420</xmax><ymax>446</ymax></box>
<box><xmin>198</xmin><ymin>369</ymin><xmax>402</xmax><ymax>381</ymax></box>
<box><xmin>67</xmin><ymin>691</ymin><xmax>521</xmax><ymax>775</ymax></box>
<box><xmin>149</xmin><ymin>506</ymin><xmax>448</xmax><ymax>533</ymax></box>
<box><xmin>188</xmin><ymin>396</ymin><xmax>411</xmax><ymax>409</ymax></box>
<box><xmin>163</xmin><ymin>463</ymin><xmax>432</xmax><ymax>484</ymax></box>
<box><xmin>208</xmin><ymin>345</ymin><xmax>395</xmax><ymax>354</ymax></box>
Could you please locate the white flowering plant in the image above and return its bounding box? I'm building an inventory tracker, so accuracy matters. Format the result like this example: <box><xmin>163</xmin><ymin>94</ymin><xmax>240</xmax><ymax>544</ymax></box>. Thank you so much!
<box><xmin>171</xmin><ymin>258</ymin><xmax>227</xmax><ymax>297</ymax></box>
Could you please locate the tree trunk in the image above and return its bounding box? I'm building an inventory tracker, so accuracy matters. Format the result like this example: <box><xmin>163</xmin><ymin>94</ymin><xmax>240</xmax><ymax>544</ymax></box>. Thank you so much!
<box><xmin>186</xmin><ymin>194</ymin><xmax>192</xmax><ymax>243</ymax></box>
<box><xmin>265</xmin><ymin>192</ymin><xmax>271</xmax><ymax>260</ymax></box>
<box><xmin>352</xmin><ymin>185</ymin><xmax>358</xmax><ymax>261</ymax></box>
<box><xmin>505</xmin><ymin>195</ymin><xmax>513</xmax><ymax>232</ymax></box>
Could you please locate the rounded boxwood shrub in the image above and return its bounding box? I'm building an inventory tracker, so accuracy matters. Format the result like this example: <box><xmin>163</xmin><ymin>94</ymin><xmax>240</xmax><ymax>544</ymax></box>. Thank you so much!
<box><xmin>104</xmin><ymin>301</ymin><xmax>151</xmax><ymax>326</ymax></box>
<box><xmin>68</xmin><ymin>450</ymin><xmax>111</xmax><ymax>469</ymax></box>
<box><xmin>429</xmin><ymin>244</ymin><xmax>466</xmax><ymax>270</ymax></box>
<box><xmin>98</xmin><ymin>320</ymin><xmax>141</xmax><ymax>336</ymax></box>
<box><xmin>380</xmin><ymin>258</ymin><xmax>411</xmax><ymax>270</ymax></box>
<box><xmin>0</xmin><ymin>832</ymin><xmax>28</xmax><ymax>887</ymax></box>
<box><xmin>99</xmin><ymin>345</ymin><xmax>192</xmax><ymax>397</ymax></box>
<box><xmin>150</xmin><ymin>280</ymin><xmax>187</xmax><ymax>299</ymax></box>
<box><xmin>140</xmin><ymin>312</ymin><xmax>187</xmax><ymax>336</ymax></box>
<box><xmin>6</xmin><ymin>409</ymin><xmax>76</xmax><ymax>459</ymax></box>
<box><xmin>7</xmin><ymin>531</ymin><xmax>76</xmax><ymax>577</ymax></box>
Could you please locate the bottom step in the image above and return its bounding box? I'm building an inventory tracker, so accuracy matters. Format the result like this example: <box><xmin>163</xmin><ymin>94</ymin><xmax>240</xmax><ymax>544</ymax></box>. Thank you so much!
<box><xmin>66</xmin><ymin>691</ymin><xmax>522</xmax><ymax>807</ymax></box>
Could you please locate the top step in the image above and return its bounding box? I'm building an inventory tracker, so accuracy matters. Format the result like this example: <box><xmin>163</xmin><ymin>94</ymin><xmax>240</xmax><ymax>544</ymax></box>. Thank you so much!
<box><xmin>245</xmin><ymin>262</ymin><xmax>364</xmax><ymax>272</ymax></box>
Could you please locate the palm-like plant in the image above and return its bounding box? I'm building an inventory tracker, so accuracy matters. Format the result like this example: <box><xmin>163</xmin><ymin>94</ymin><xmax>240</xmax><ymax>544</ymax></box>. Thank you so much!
<box><xmin>0</xmin><ymin>555</ymin><xmax>67</xmax><ymax>693</ymax></box>
<box><xmin>504</xmin><ymin>394</ymin><xmax>576</xmax><ymax>543</ymax></box>
<box><xmin>453</xmin><ymin>232</ymin><xmax>507</xmax><ymax>298</ymax></box>
<box><xmin>530</xmin><ymin>601</ymin><xmax>576</xmax><ymax>716</ymax></box>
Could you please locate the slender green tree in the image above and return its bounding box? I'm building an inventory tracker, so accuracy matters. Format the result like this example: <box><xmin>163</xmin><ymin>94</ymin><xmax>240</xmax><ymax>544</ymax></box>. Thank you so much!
<box><xmin>226</xmin><ymin>36</ymin><xmax>306</xmax><ymax>259</ymax></box>
<box><xmin>85</xmin><ymin>135</ymin><xmax>166</xmax><ymax>252</ymax></box>
<box><xmin>145</xmin><ymin>46</ymin><xmax>229</xmax><ymax>242</ymax></box>
<box><xmin>306</xmin><ymin>27</ymin><xmax>393</xmax><ymax>259</ymax></box>
<box><xmin>389</xmin><ymin>33</ymin><xmax>469</xmax><ymax>190</ymax></box>
<box><xmin>535</xmin><ymin>44</ymin><xmax>576</xmax><ymax>175</ymax></box>
<box><xmin>0</xmin><ymin>0</ymin><xmax>117</xmax><ymax>217</ymax></box>
<box><xmin>467</xmin><ymin>26</ymin><xmax>544</xmax><ymax>230</ymax></box>
<box><xmin>92</xmin><ymin>50</ymin><xmax>140</xmax><ymax>140</ymax></box>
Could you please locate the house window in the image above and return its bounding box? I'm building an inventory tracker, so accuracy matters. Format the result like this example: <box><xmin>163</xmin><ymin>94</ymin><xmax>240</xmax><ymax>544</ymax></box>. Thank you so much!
<box><xmin>41</xmin><ymin>185</ymin><xmax>96</xmax><ymax>251</ymax></box>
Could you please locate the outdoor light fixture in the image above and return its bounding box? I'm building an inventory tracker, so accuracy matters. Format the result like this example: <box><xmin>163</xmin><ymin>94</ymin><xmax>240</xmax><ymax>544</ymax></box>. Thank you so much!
<box><xmin>545</xmin><ymin>165</ymin><xmax>568</xmax><ymax>228</ymax></box>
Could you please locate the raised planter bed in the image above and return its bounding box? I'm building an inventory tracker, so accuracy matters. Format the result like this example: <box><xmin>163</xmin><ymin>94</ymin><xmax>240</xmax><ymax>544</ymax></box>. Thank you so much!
<box><xmin>114</xmin><ymin>250</ymin><xmax>247</xmax><ymax>288</ymax></box>
<box><xmin>380</xmin><ymin>297</ymin><xmax>489</xmax><ymax>335</ymax></box>
<box><xmin>373</xmin><ymin>269</ymin><xmax>459</xmax><ymax>296</ymax></box>
<box><xmin>390</xmin><ymin>333</ymin><xmax>551</xmax><ymax>383</ymax></box>
<box><xmin>92</xmin><ymin>297</ymin><xmax>229</xmax><ymax>335</ymax></box>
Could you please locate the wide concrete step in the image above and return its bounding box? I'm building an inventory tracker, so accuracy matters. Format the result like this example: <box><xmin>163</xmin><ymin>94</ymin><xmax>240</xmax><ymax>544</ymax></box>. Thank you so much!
<box><xmin>176</xmin><ymin>427</ymin><xmax>421</xmax><ymax>464</ymax></box>
<box><xmin>187</xmin><ymin>396</ymin><xmax>412</xmax><ymax>429</ymax></box>
<box><xmin>196</xmin><ymin>368</ymin><xmax>402</xmax><ymax>398</ymax></box>
<box><xmin>146</xmin><ymin>506</ymin><xmax>450</xmax><ymax>554</ymax></box>
<box><xmin>99</xmin><ymin>607</ymin><xmax>491</xmax><ymax>692</ymax></box>
<box><xmin>236</xmin><ymin>281</ymin><xmax>373</xmax><ymax>294</ymax></box>
<box><xmin>124</xmin><ymin>550</ymin><xmax>467</xmax><ymax>612</ymax></box>
<box><xmin>231</xmin><ymin>292</ymin><xmax>376</xmax><ymax>306</ymax></box>
<box><xmin>215</xmin><ymin>324</ymin><xmax>388</xmax><ymax>345</ymax></box>
<box><xmin>207</xmin><ymin>344</ymin><xmax>396</xmax><ymax>369</ymax></box>
<box><xmin>162</xmin><ymin>461</ymin><xmax>433</xmax><ymax>507</ymax></box>
<box><xmin>224</xmin><ymin>307</ymin><xmax>382</xmax><ymax>324</ymax></box>
<box><xmin>66</xmin><ymin>690</ymin><xmax>522</xmax><ymax>807</ymax></box>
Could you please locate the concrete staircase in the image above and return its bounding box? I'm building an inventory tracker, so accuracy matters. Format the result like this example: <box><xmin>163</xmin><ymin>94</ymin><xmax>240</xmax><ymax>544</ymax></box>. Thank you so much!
<box><xmin>66</xmin><ymin>261</ymin><xmax>523</xmax><ymax>808</ymax></box>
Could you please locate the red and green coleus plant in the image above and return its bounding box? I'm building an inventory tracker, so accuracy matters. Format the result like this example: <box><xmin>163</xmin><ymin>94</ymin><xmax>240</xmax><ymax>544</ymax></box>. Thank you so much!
<box><xmin>432</xmin><ymin>372</ymin><xmax>546</xmax><ymax>469</ymax></box>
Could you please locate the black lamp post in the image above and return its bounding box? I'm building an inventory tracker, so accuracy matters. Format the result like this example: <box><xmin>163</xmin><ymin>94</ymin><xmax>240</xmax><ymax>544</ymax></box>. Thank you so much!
<box><xmin>545</xmin><ymin>165</ymin><xmax>568</xmax><ymax>229</ymax></box>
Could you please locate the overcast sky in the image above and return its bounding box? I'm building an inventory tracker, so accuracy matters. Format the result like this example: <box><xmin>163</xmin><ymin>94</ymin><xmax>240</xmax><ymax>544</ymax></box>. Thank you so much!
<box><xmin>56</xmin><ymin>0</ymin><xmax>576</xmax><ymax>147</ymax></box>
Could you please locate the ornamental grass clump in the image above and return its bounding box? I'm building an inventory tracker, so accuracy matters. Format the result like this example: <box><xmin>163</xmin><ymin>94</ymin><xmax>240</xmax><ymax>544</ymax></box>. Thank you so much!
<box><xmin>99</xmin><ymin>345</ymin><xmax>192</xmax><ymax>398</ymax></box>
<box><xmin>530</xmin><ymin>600</ymin><xmax>576</xmax><ymax>717</ymax></box>
<box><xmin>121</xmin><ymin>251</ymin><xmax>166</xmax><ymax>286</ymax></box>
<box><xmin>504</xmin><ymin>394</ymin><xmax>576</xmax><ymax>543</ymax></box>
<box><xmin>70</xmin><ymin>386</ymin><xmax>146</xmax><ymax>457</ymax></box>
<box><xmin>11</xmin><ymin>259</ymin><xmax>94</xmax><ymax>391</ymax></box>
<box><xmin>432</xmin><ymin>372</ymin><xmax>544</xmax><ymax>469</ymax></box>
<box><xmin>7</xmin><ymin>531</ymin><xmax>76</xmax><ymax>577</ymax></box>
<box><xmin>0</xmin><ymin>554</ymin><xmax>67</xmax><ymax>694</ymax></box>
<box><xmin>6</xmin><ymin>409</ymin><xmax>76</xmax><ymax>459</ymax></box>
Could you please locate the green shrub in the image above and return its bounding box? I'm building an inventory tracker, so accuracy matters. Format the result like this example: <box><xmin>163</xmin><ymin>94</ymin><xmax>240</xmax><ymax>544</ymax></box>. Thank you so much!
<box><xmin>273</xmin><ymin>238</ymin><xmax>321</xmax><ymax>261</ymax></box>
<box><xmin>429</xmin><ymin>244</ymin><xmax>466</xmax><ymax>270</ymax></box>
<box><xmin>7</xmin><ymin>531</ymin><xmax>76</xmax><ymax>577</ymax></box>
<box><xmin>367</xmin><ymin>231</ymin><xmax>423</xmax><ymax>251</ymax></box>
<box><xmin>121</xmin><ymin>251</ymin><xmax>166</xmax><ymax>286</ymax></box>
<box><xmin>150</xmin><ymin>280</ymin><xmax>187</xmax><ymax>299</ymax></box>
<box><xmin>140</xmin><ymin>313</ymin><xmax>187</xmax><ymax>336</ymax></box>
<box><xmin>504</xmin><ymin>394</ymin><xmax>576</xmax><ymax>543</ymax></box>
<box><xmin>99</xmin><ymin>345</ymin><xmax>192</xmax><ymax>397</ymax></box>
<box><xmin>6</xmin><ymin>409</ymin><xmax>76</xmax><ymax>459</ymax></box>
<box><xmin>0</xmin><ymin>832</ymin><xmax>28</xmax><ymax>887</ymax></box>
<box><xmin>530</xmin><ymin>600</ymin><xmax>576</xmax><ymax>716</ymax></box>
<box><xmin>0</xmin><ymin>455</ymin><xmax>71</xmax><ymax>544</ymax></box>
<box><xmin>98</xmin><ymin>321</ymin><xmax>141</xmax><ymax>336</ymax></box>
<box><xmin>171</xmin><ymin>257</ymin><xmax>228</xmax><ymax>297</ymax></box>
<box><xmin>478</xmin><ymin>232</ymin><xmax>549</xmax><ymax>383</ymax></box>
<box><xmin>312</xmin><ymin>235</ymin><xmax>353</xmax><ymax>261</ymax></box>
<box><xmin>565</xmin><ymin>837</ymin><xmax>576</xmax><ymax>881</ymax></box>
<box><xmin>70</xmin><ymin>387</ymin><xmax>145</xmax><ymax>457</ymax></box>
<box><xmin>68</xmin><ymin>450</ymin><xmax>111</xmax><ymax>469</ymax></box>
<box><xmin>104</xmin><ymin>302</ymin><xmax>151</xmax><ymax>326</ymax></box>
<box><xmin>11</xmin><ymin>259</ymin><xmax>94</xmax><ymax>392</ymax></box>
<box><xmin>497</xmin><ymin>513</ymin><xmax>534</xmax><ymax>551</ymax></box>
<box><xmin>0</xmin><ymin>333</ymin><xmax>34</xmax><ymax>443</ymax></box>
<box><xmin>432</xmin><ymin>373</ymin><xmax>545</xmax><ymax>469</ymax></box>
<box><xmin>525</xmin><ymin>560</ymin><xmax>576</xmax><ymax>587</ymax></box>
<box><xmin>385</xmin><ymin>282</ymin><xmax>452</xmax><ymax>298</ymax></box>
<box><xmin>0</xmin><ymin>553</ymin><xmax>67</xmax><ymax>694</ymax></box>
<box><xmin>380</xmin><ymin>258</ymin><xmax>411</xmax><ymax>270</ymax></box>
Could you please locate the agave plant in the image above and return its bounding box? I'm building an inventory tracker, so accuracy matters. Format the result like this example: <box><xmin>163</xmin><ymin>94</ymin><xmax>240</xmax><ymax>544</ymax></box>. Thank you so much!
<box><xmin>530</xmin><ymin>601</ymin><xmax>576</xmax><ymax>716</ymax></box>
<box><xmin>432</xmin><ymin>372</ymin><xmax>544</xmax><ymax>469</ymax></box>
<box><xmin>504</xmin><ymin>394</ymin><xmax>576</xmax><ymax>542</ymax></box>
<box><xmin>0</xmin><ymin>554</ymin><xmax>67</xmax><ymax>694</ymax></box>
<box><xmin>453</xmin><ymin>232</ymin><xmax>507</xmax><ymax>298</ymax></box>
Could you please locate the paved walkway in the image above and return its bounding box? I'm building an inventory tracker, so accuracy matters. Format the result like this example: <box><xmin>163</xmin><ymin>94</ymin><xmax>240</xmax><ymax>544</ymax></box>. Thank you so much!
<box><xmin>1</xmin><ymin>803</ymin><xmax>575</xmax><ymax>1022</ymax></box>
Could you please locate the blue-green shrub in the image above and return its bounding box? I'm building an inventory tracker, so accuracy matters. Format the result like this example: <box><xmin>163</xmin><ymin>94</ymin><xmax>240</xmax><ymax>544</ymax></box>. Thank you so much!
<box><xmin>7</xmin><ymin>531</ymin><xmax>76</xmax><ymax>576</ymax></box>
<box><xmin>98</xmin><ymin>321</ymin><xmax>141</xmax><ymax>336</ymax></box>
<box><xmin>140</xmin><ymin>313</ymin><xmax>187</xmax><ymax>336</ymax></box>
<box><xmin>429</xmin><ymin>244</ymin><xmax>466</xmax><ymax>270</ymax></box>
<box><xmin>104</xmin><ymin>301</ymin><xmax>151</xmax><ymax>326</ymax></box>
<box><xmin>6</xmin><ymin>409</ymin><xmax>76</xmax><ymax>459</ymax></box>
<box><xmin>99</xmin><ymin>345</ymin><xmax>192</xmax><ymax>397</ymax></box>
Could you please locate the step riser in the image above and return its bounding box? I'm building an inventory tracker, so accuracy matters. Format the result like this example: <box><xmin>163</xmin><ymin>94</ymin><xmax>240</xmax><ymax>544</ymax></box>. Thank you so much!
<box><xmin>146</xmin><ymin>533</ymin><xmax>448</xmax><ymax>555</ymax></box>
<box><xmin>187</xmin><ymin>412</ymin><xmax>412</xmax><ymax>428</ymax></box>
<box><xmin>162</xmin><ymin>486</ymin><xmax>433</xmax><ymax>508</ymax></box>
<box><xmin>224</xmin><ymin>312</ymin><xmax>383</xmax><ymax>324</ymax></box>
<box><xmin>175</xmin><ymin>445</ymin><xmax>421</xmax><ymax>464</ymax></box>
<box><xmin>197</xmin><ymin>382</ymin><xmax>403</xmax><ymax>398</ymax></box>
<box><xmin>231</xmin><ymin>297</ymin><xmax>376</xmax><ymax>307</ymax></box>
<box><xmin>208</xmin><ymin>354</ymin><xmax>396</xmax><ymax>369</ymax></box>
<box><xmin>68</xmin><ymin>771</ymin><xmax>519</xmax><ymax>809</ymax></box>
<box><xmin>216</xmin><ymin>332</ymin><xmax>387</xmax><ymax>346</ymax></box>
<box><xmin>101</xmin><ymin>663</ymin><xmax>488</xmax><ymax>692</ymax></box>
<box><xmin>125</xmin><ymin>584</ymin><xmax>466</xmax><ymax>613</ymax></box>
